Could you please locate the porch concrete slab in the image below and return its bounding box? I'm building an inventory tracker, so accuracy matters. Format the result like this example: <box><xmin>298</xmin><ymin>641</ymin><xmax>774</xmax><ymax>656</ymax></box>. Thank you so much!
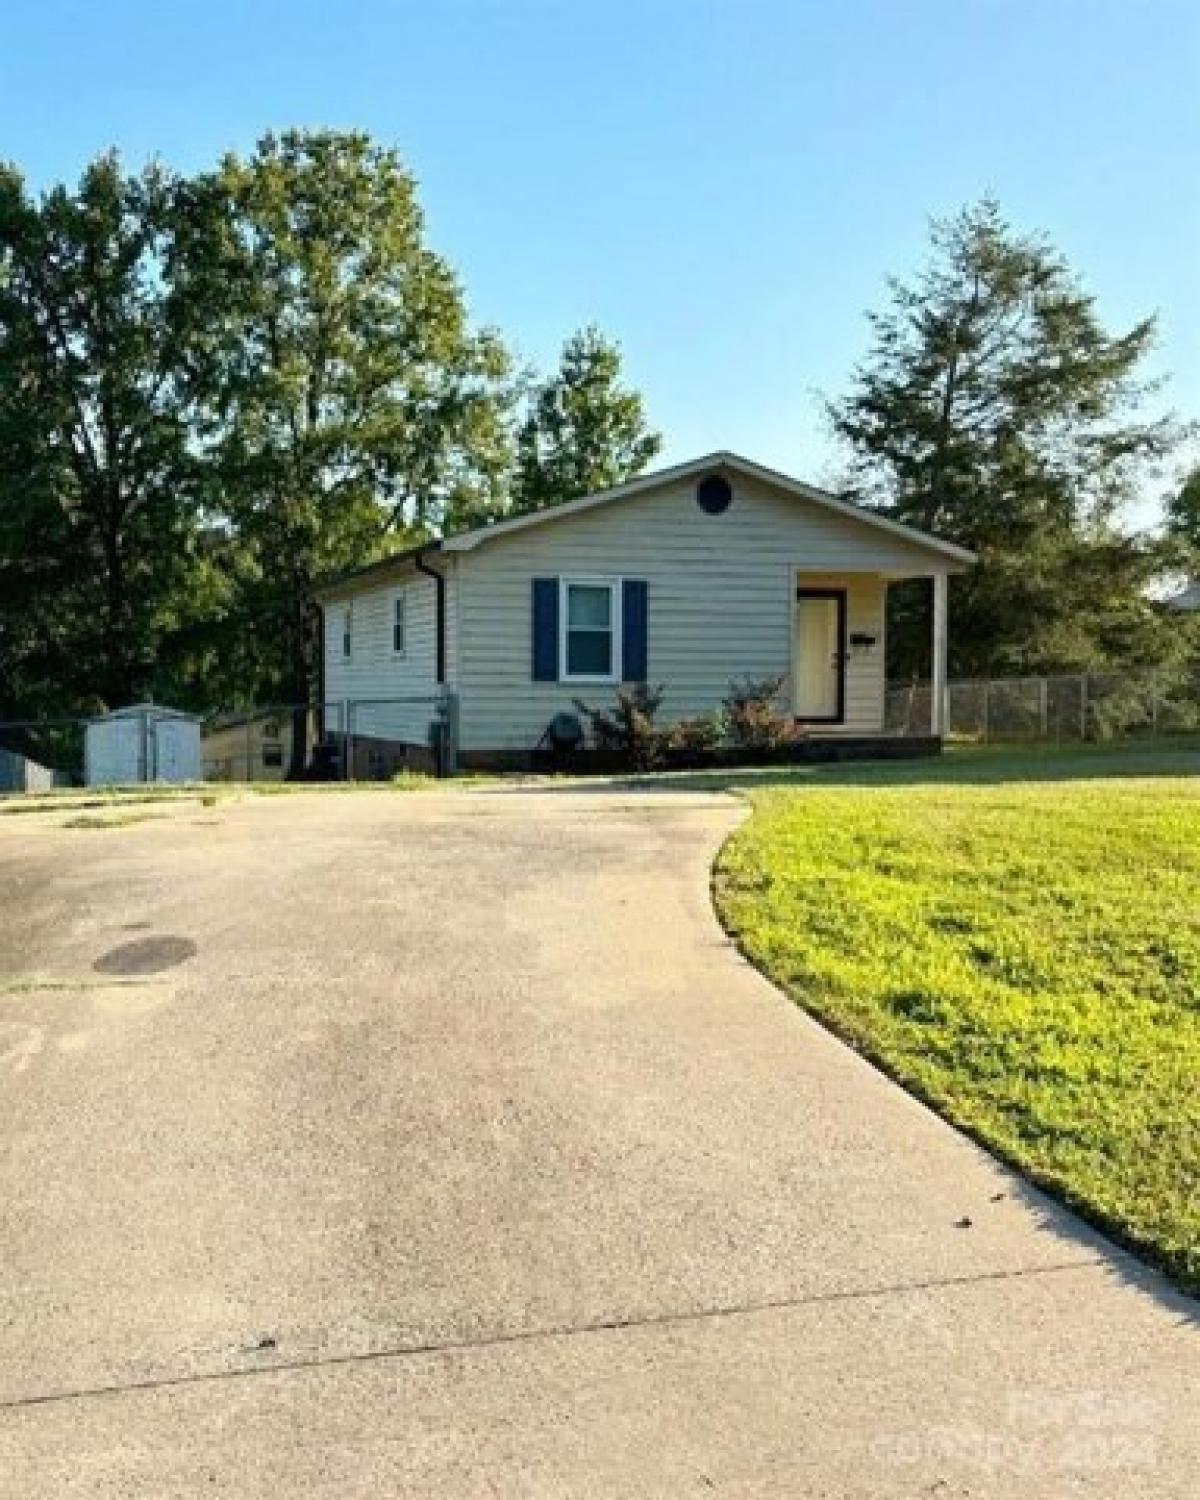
<box><xmin>0</xmin><ymin>787</ymin><xmax>1195</xmax><ymax>1495</ymax></box>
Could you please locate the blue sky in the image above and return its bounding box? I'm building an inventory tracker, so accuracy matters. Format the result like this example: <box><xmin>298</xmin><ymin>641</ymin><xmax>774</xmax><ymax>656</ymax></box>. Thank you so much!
<box><xmin>3</xmin><ymin>1</ymin><xmax>1197</xmax><ymax>512</ymax></box>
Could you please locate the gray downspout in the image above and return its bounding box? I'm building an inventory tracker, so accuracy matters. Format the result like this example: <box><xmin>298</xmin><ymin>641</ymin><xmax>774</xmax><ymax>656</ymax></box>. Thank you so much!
<box><xmin>415</xmin><ymin>546</ymin><xmax>451</xmax><ymax>775</ymax></box>
<box><xmin>313</xmin><ymin>601</ymin><xmax>325</xmax><ymax>749</ymax></box>
<box><xmin>414</xmin><ymin>547</ymin><xmax>446</xmax><ymax>685</ymax></box>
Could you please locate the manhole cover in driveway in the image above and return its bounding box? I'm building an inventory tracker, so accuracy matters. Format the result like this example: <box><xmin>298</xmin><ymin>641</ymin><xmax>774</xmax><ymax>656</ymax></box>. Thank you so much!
<box><xmin>93</xmin><ymin>935</ymin><xmax>197</xmax><ymax>976</ymax></box>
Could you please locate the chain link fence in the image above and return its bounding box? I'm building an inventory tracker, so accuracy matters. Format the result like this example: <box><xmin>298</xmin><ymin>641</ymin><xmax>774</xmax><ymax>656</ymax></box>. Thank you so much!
<box><xmin>0</xmin><ymin>692</ymin><xmax>459</xmax><ymax>792</ymax></box>
<box><xmin>201</xmin><ymin>693</ymin><xmax>457</xmax><ymax>781</ymax></box>
<box><xmin>886</xmin><ymin>672</ymin><xmax>1200</xmax><ymax>743</ymax></box>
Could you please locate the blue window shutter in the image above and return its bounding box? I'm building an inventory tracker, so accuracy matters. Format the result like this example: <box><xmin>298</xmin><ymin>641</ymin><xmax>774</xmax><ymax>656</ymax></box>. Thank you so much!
<box><xmin>622</xmin><ymin>579</ymin><xmax>648</xmax><ymax>682</ymax></box>
<box><xmin>532</xmin><ymin>578</ymin><xmax>559</xmax><ymax>681</ymax></box>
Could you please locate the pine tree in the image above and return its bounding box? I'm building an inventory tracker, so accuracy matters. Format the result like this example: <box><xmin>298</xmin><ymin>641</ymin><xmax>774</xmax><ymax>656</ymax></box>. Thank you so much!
<box><xmin>512</xmin><ymin>327</ymin><xmax>660</xmax><ymax>514</ymax></box>
<box><xmin>828</xmin><ymin>200</ymin><xmax>1182</xmax><ymax>677</ymax></box>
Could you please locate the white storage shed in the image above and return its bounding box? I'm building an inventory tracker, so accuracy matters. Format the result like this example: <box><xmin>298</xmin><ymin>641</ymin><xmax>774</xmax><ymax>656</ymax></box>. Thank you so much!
<box><xmin>0</xmin><ymin>747</ymin><xmax>58</xmax><ymax>792</ymax></box>
<box><xmin>84</xmin><ymin>704</ymin><xmax>202</xmax><ymax>787</ymax></box>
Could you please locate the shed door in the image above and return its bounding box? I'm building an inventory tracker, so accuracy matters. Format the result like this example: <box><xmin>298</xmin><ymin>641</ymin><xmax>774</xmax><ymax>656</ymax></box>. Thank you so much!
<box><xmin>154</xmin><ymin>720</ymin><xmax>192</xmax><ymax>783</ymax></box>
<box><xmin>793</xmin><ymin>590</ymin><xmax>846</xmax><ymax>722</ymax></box>
<box><xmin>87</xmin><ymin>719</ymin><xmax>143</xmax><ymax>785</ymax></box>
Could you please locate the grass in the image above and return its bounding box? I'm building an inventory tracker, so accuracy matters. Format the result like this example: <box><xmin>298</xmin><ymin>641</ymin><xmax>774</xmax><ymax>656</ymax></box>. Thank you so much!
<box><xmin>0</xmin><ymin>784</ymin><xmax>223</xmax><ymax>816</ymax></box>
<box><xmin>713</xmin><ymin>740</ymin><xmax>1200</xmax><ymax>1291</ymax></box>
<box><xmin>0</xmin><ymin>772</ymin><xmax>471</xmax><ymax>817</ymax></box>
<box><xmin>60</xmin><ymin>809</ymin><xmax>168</xmax><ymax>829</ymax></box>
<box><xmin>242</xmin><ymin>774</ymin><xmax>436</xmax><ymax>795</ymax></box>
<box><xmin>598</xmin><ymin>735</ymin><xmax>1200</xmax><ymax>794</ymax></box>
<box><xmin>0</xmin><ymin>975</ymin><xmax>153</xmax><ymax>993</ymax></box>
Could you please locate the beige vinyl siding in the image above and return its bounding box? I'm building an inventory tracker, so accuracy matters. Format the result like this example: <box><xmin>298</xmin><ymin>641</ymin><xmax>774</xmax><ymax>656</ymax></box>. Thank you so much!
<box><xmin>202</xmin><ymin>715</ymin><xmax>296</xmax><ymax>781</ymax></box>
<box><xmin>455</xmin><ymin>474</ymin><xmax>930</xmax><ymax>752</ymax></box>
<box><xmin>444</xmin><ymin>554</ymin><xmax>460</xmax><ymax>688</ymax></box>
<box><xmin>322</xmin><ymin>565</ymin><xmax>453</xmax><ymax>743</ymax></box>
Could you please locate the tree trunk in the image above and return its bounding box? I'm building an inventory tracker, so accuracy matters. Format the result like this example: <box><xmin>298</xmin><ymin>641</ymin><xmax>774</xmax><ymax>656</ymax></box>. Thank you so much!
<box><xmin>285</xmin><ymin>599</ymin><xmax>313</xmax><ymax>780</ymax></box>
<box><xmin>100</xmin><ymin>527</ymin><xmax>136</xmax><ymax>707</ymax></box>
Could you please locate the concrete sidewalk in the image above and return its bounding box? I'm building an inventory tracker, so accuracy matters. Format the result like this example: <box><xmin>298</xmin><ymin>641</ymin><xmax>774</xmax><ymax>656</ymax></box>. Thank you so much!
<box><xmin>0</xmin><ymin>787</ymin><xmax>1195</xmax><ymax>1496</ymax></box>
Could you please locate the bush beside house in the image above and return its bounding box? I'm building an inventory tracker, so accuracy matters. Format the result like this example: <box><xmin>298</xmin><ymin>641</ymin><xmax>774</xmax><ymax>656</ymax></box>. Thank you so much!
<box><xmin>569</xmin><ymin>678</ymin><xmax>809</xmax><ymax>772</ymax></box>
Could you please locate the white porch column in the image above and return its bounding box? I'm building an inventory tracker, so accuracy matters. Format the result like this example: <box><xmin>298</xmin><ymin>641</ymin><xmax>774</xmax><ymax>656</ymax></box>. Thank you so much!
<box><xmin>931</xmin><ymin>572</ymin><xmax>948</xmax><ymax>739</ymax></box>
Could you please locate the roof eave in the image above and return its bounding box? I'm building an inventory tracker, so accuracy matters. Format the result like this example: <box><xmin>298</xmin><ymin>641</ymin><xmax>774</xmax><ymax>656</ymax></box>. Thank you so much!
<box><xmin>313</xmin><ymin>540</ymin><xmax>443</xmax><ymax>602</ymax></box>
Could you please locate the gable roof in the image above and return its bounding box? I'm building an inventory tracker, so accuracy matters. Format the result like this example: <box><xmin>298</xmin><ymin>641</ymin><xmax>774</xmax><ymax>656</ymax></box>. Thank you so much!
<box><xmin>441</xmin><ymin>451</ymin><xmax>975</xmax><ymax>564</ymax></box>
<box><xmin>316</xmin><ymin>450</ymin><xmax>974</xmax><ymax>599</ymax></box>
<box><xmin>315</xmin><ymin>541</ymin><xmax>434</xmax><ymax>599</ymax></box>
<box><xmin>87</xmin><ymin>702</ymin><xmax>201</xmax><ymax>724</ymax></box>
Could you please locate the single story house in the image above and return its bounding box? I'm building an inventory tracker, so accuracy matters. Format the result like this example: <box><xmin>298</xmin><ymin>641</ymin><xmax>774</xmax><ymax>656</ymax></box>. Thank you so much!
<box><xmin>315</xmin><ymin>451</ymin><xmax>974</xmax><ymax>769</ymax></box>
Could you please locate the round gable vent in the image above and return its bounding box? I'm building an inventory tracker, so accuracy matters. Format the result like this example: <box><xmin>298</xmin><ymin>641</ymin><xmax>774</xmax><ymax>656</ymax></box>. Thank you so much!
<box><xmin>696</xmin><ymin>474</ymin><xmax>732</xmax><ymax>515</ymax></box>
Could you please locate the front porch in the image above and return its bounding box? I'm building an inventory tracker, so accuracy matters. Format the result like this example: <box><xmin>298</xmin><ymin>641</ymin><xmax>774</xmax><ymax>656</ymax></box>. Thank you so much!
<box><xmin>790</xmin><ymin>569</ymin><xmax>950</xmax><ymax>740</ymax></box>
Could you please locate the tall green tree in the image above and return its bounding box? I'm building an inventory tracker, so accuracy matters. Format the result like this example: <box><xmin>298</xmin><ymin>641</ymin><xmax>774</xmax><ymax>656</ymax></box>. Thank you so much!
<box><xmin>828</xmin><ymin>200</ymin><xmax>1182</xmax><ymax>678</ymax></box>
<box><xmin>1166</xmin><ymin>467</ymin><xmax>1200</xmax><ymax>555</ymax></box>
<box><xmin>512</xmin><ymin>326</ymin><xmax>661</xmax><ymax>513</ymax></box>
<box><xmin>180</xmin><ymin>130</ymin><xmax>515</xmax><ymax>755</ymax></box>
<box><xmin>0</xmin><ymin>154</ymin><xmax>204</xmax><ymax>716</ymax></box>
<box><xmin>1164</xmin><ymin>467</ymin><xmax>1200</xmax><ymax>692</ymax></box>
<box><xmin>1164</xmin><ymin>468</ymin><xmax>1200</xmax><ymax>676</ymax></box>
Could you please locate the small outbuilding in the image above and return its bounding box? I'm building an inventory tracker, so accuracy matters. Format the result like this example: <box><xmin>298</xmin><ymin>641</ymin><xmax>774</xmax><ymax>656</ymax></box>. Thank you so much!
<box><xmin>0</xmin><ymin>746</ymin><xmax>57</xmax><ymax>793</ymax></box>
<box><xmin>84</xmin><ymin>704</ymin><xmax>202</xmax><ymax>787</ymax></box>
<box><xmin>202</xmin><ymin>711</ymin><xmax>296</xmax><ymax>782</ymax></box>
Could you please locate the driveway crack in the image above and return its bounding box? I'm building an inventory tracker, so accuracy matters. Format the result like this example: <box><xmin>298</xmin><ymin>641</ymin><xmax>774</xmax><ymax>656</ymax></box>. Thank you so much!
<box><xmin>0</xmin><ymin>1257</ymin><xmax>1105</xmax><ymax>1415</ymax></box>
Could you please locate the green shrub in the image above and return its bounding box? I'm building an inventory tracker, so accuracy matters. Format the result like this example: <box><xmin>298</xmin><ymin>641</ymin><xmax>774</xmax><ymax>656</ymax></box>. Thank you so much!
<box><xmin>573</xmin><ymin>684</ymin><xmax>667</xmax><ymax>769</ymax></box>
<box><xmin>390</xmin><ymin>769</ymin><xmax>436</xmax><ymax>790</ymax></box>
<box><xmin>664</xmin><ymin>712</ymin><xmax>724</xmax><ymax>764</ymax></box>
<box><xmin>573</xmin><ymin>678</ymin><xmax>814</xmax><ymax>770</ymax></box>
<box><xmin>722</xmin><ymin>675</ymin><xmax>802</xmax><ymax>750</ymax></box>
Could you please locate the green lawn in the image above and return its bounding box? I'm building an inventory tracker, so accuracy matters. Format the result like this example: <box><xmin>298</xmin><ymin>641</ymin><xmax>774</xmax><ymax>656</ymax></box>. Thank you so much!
<box><xmin>713</xmin><ymin>741</ymin><xmax>1200</xmax><ymax>1290</ymax></box>
<box><xmin>0</xmin><ymin>771</ymin><xmax>452</xmax><ymax>817</ymax></box>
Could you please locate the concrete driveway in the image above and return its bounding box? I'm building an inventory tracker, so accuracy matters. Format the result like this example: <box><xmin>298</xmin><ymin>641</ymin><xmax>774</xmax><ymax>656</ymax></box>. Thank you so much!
<box><xmin>0</xmin><ymin>786</ymin><xmax>1195</xmax><ymax>1496</ymax></box>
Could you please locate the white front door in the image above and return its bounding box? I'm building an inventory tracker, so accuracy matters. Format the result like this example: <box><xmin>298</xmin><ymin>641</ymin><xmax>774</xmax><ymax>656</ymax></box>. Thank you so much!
<box><xmin>793</xmin><ymin>591</ymin><xmax>845</xmax><ymax>721</ymax></box>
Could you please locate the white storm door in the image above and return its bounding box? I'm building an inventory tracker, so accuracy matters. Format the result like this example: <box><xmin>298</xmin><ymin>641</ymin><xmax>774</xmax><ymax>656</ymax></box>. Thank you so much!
<box><xmin>793</xmin><ymin>591</ymin><xmax>845</xmax><ymax>721</ymax></box>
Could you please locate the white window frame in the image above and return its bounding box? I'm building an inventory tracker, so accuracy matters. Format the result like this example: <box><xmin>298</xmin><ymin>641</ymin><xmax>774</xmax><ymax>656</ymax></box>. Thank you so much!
<box><xmin>391</xmin><ymin>587</ymin><xmax>407</xmax><ymax>658</ymax></box>
<box><xmin>559</xmin><ymin>576</ymin><xmax>622</xmax><ymax>684</ymax></box>
<box><xmin>341</xmin><ymin>604</ymin><xmax>353</xmax><ymax>660</ymax></box>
